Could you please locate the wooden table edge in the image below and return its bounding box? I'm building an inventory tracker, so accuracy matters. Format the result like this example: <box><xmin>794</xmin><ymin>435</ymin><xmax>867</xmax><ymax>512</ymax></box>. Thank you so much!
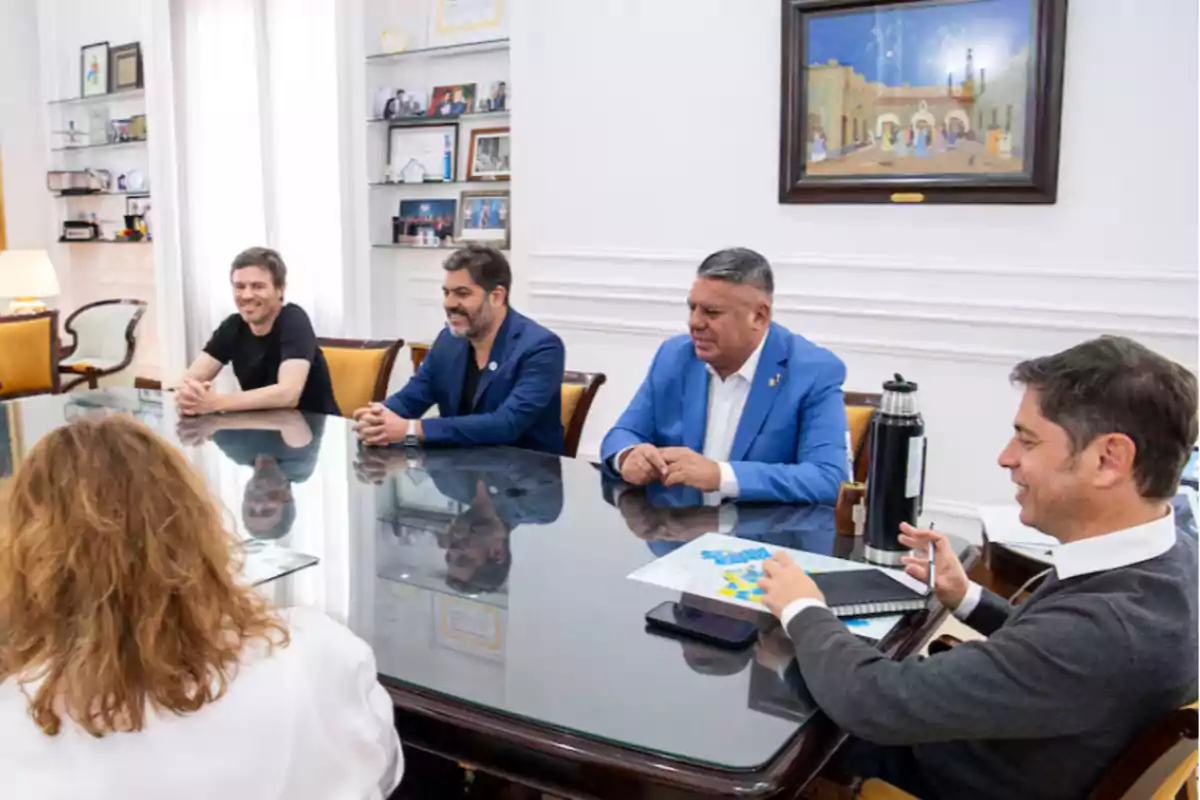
<box><xmin>382</xmin><ymin>545</ymin><xmax>981</xmax><ymax>798</ymax></box>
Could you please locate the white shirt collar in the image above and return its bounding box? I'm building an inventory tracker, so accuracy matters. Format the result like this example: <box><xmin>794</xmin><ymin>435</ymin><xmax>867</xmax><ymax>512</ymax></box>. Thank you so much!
<box><xmin>706</xmin><ymin>331</ymin><xmax>768</xmax><ymax>384</ymax></box>
<box><xmin>1053</xmin><ymin>508</ymin><xmax>1177</xmax><ymax>580</ymax></box>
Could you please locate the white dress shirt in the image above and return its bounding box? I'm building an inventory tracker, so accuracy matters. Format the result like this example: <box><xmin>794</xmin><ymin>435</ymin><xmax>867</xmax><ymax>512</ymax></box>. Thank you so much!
<box><xmin>612</xmin><ymin>334</ymin><xmax>767</xmax><ymax>501</ymax></box>
<box><xmin>1</xmin><ymin>606</ymin><xmax>403</xmax><ymax>800</ymax></box>
<box><xmin>952</xmin><ymin>507</ymin><xmax>1177</xmax><ymax>619</ymax></box>
<box><xmin>780</xmin><ymin>508</ymin><xmax>1179</xmax><ymax>631</ymax></box>
<box><xmin>702</xmin><ymin>333</ymin><xmax>766</xmax><ymax>499</ymax></box>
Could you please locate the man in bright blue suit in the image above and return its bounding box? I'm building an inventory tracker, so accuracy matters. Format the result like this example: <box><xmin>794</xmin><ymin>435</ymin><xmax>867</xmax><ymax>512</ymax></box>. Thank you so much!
<box><xmin>601</xmin><ymin>248</ymin><xmax>848</xmax><ymax>503</ymax></box>
<box><xmin>353</xmin><ymin>246</ymin><xmax>565</xmax><ymax>454</ymax></box>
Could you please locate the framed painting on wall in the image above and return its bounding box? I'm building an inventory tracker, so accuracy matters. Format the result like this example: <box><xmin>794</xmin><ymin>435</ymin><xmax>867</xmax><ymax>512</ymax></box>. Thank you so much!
<box><xmin>779</xmin><ymin>0</ymin><xmax>1067</xmax><ymax>204</ymax></box>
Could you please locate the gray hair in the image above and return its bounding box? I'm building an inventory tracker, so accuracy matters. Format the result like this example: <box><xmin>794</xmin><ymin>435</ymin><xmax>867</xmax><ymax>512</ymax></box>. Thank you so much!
<box><xmin>695</xmin><ymin>248</ymin><xmax>774</xmax><ymax>298</ymax></box>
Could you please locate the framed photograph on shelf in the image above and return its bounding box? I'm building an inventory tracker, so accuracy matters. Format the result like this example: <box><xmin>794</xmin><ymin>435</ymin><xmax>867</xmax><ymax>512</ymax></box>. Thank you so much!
<box><xmin>430</xmin><ymin>84</ymin><xmax>477</xmax><ymax>118</ymax></box>
<box><xmin>426</xmin><ymin>0</ymin><xmax>509</xmax><ymax>48</ymax></box>
<box><xmin>779</xmin><ymin>0</ymin><xmax>1067</xmax><ymax>204</ymax></box>
<box><xmin>480</xmin><ymin>80</ymin><xmax>508</xmax><ymax>112</ymax></box>
<box><xmin>387</xmin><ymin>124</ymin><xmax>458</xmax><ymax>183</ymax></box>
<box><xmin>467</xmin><ymin>127</ymin><xmax>510</xmax><ymax>181</ymax></box>
<box><xmin>395</xmin><ymin>199</ymin><xmax>459</xmax><ymax>246</ymax></box>
<box><xmin>80</xmin><ymin>42</ymin><xmax>109</xmax><ymax>98</ymax></box>
<box><xmin>125</xmin><ymin>195</ymin><xmax>150</xmax><ymax>217</ymax></box>
<box><xmin>109</xmin><ymin>42</ymin><xmax>143</xmax><ymax>91</ymax></box>
<box><xmin>459</xmin><ymin>190</ymin><xmax>510</xmax><ymax>249</ymax></box>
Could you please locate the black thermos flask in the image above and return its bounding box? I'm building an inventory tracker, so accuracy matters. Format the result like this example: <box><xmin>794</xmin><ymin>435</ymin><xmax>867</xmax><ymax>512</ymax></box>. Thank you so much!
<box><xmin>864</xmin><ymin>374</ymin><xmax>926</xmax><ymax>566</ymax></box>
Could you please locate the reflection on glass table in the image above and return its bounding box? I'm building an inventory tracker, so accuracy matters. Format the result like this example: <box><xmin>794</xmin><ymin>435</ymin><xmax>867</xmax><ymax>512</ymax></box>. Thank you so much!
<box><xmin>369</xmin><ymin>446</ymin><xmax>564</xmax><ymax>610</ymax></box>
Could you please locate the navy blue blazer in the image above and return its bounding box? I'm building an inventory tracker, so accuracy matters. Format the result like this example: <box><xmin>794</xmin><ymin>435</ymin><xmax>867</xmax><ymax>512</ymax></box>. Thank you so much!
<box><xmin>384</xmin><ymin>308</ymin><xmax>566</xmax><ymax>455</ymax></box>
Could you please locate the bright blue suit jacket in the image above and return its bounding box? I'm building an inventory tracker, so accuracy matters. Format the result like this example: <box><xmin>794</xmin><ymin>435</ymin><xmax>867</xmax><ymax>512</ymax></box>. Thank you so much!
<box><xmin>384</xmin><ymin>308</ymin><xmax>565</xmax><ymax>455</ymax></box>
<box><xmin>600</xmin><ymin>323</ymin><xmax>848</xmax><ymax>503</ymax></box>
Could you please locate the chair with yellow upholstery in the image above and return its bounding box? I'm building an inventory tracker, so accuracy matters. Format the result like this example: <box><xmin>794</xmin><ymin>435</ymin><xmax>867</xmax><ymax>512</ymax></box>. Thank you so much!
<box><xmin>855</xmin><ymin>705</ymin><xmax>1198</xmax><ymax>800</ymax></box>
<box><xmin>562</xmin><ymin>370</ymin><xmax>606</xmax><ymax>459</ymax></box>
<box><xmin>317</xmin><ymin>337</ymin><xmax>404</xmax><ymax>418</ymax></box>
<box><xmin>0</xmin><ymin>310</ymin><xmax>61</xmax><ymax>399</ymax></box>
<box><xmin>844</xmin><ymin>391</ymin><xmax>881</xmax><ymax>484</ymax></box>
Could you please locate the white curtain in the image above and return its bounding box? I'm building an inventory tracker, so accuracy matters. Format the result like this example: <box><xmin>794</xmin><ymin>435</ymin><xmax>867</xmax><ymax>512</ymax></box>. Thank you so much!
<box><xmin>173</xmin><ymin>0</ymin><xmax>351</xmax><ymax>618</ymax></box>
<box><xmin>174</xmin><ymin>0</ymin><xmax>346</xmax><ymax>354</ymax></box>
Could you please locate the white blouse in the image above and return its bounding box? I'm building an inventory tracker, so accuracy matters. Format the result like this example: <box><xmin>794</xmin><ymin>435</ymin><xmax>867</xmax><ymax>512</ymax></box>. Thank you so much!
<box><xmin>0</xmin><ymin>606</ymin><xmax>403</xmax><ymax>800</ymax></box>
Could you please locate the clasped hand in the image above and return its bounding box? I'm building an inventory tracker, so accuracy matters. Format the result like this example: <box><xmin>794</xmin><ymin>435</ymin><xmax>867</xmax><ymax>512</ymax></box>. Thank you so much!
<box><xmin>616</xmin><ymin>491</ymin><xmax>720</xmax><ymax>542</ymax></box>
<box><xmin>352</xmin><ymin>403</ymin><xmax>408</xmax><ymax>447</ymax></box>
<box><xmin>618</xmin><ymin>444</ymin><xmax>721</xmax><ymax>492</ymax></box>
<box><xmin>175</xmin><ymin>379</ymin><xmax>220</xmax><ymax>417</ymax></box>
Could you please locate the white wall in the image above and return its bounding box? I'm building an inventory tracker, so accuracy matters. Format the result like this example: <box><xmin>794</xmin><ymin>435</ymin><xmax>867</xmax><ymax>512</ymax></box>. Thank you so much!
<box><xmin>511</xmin><ymin>0</ymin><xmax>1199</xmax><ymax>536</ymax></box>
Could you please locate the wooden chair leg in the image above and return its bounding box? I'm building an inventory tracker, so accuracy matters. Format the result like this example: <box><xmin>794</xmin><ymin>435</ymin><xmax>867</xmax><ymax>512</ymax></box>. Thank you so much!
<box><xmin>1180</xmin><ymin>766</ymin><xmax>1197</xmax><ymax>800</ymax></box>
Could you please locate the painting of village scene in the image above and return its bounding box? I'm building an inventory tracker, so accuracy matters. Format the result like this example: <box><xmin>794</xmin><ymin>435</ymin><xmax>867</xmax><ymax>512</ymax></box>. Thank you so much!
<box><xmin>802</xmin><ymin>0</ymin><xmax>1035</xmax><ymax>178</ymax></box>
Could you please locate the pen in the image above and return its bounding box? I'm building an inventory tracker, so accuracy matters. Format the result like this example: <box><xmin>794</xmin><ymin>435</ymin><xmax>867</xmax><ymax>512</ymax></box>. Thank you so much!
<box><xmin>927</xmin><ymin>522</ymin><xmax>937</xmax><ymax>592</ymax></box>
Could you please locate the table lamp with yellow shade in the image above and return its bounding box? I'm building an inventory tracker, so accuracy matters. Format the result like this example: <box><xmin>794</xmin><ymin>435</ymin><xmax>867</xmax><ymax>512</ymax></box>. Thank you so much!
<box><xmin>0</xmin><ymin>250</ymin><xmax>61</xmax><ymax>315</ymax></box>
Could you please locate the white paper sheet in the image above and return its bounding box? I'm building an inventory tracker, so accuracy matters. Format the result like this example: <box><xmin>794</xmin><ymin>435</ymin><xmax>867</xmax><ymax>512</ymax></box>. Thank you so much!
<box><xmin>628</xmin><ymin>533</ymin><xmax>910</xmax><ymax>641</ymax></box>
<box><xmin>977</xmin><ymin>505</ymin><xmax>1058</xmax><ymax>562</ymax></box>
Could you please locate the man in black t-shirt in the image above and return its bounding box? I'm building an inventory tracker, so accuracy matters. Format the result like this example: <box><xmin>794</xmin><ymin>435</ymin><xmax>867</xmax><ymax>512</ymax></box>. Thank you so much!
<box><xmin>178</xmin><ymin>410</ymin><xmax>325</xmax><ymax>540</ymax></box>
<box><xmin>177</xmin><ymin>247</ymin><xmax>340</xmax><ymax>417</ymax></box>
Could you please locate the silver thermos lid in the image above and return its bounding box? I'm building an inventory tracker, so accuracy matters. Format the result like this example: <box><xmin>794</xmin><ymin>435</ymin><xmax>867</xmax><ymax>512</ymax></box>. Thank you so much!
<box><xmin>880</xmin><ymin>373</ymin><xmax>920</xmax><ymax>418</ymax></box>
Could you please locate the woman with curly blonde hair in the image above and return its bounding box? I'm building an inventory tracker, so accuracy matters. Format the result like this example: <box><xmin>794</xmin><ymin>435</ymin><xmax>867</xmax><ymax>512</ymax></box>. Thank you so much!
<box><xmin>0</xmin><ymin>414</ymin><xmax>402</xmax><ymax>799</ymax></box>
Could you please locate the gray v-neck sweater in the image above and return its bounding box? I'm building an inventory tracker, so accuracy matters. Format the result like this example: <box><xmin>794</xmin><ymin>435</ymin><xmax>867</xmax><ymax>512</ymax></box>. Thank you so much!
<box><xmin>787</xmin><ymin>534</ymin><xmax>1198</xmax><ymax>800</ymax></box>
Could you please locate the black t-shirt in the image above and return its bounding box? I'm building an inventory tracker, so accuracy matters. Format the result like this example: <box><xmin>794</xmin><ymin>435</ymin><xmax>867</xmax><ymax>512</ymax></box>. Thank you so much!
<box><xmin>211</xmin><ymin>414</ymin><xmax>326</xmax><ymax>483</ymax></box>
<box><xmin>459</xmin><ymin>348</ymin><xmax>482</xmax><ymax>416</ymax></box>
<box><xmin>203</xmin><ymin>303</ymin><xmax>340</xmax><ymax>416</ymax></box>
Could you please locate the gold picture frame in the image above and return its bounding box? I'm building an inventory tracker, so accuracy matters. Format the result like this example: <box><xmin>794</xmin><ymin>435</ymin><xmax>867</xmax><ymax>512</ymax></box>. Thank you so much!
<box><xmin>427</xmin><ymin>0</ymin><xmax>508</xmax><ymax>47</ymax></box>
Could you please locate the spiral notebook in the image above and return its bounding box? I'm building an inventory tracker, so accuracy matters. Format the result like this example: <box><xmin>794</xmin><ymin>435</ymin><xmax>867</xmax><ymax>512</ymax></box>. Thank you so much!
<box><xmin>811</xmin><ymin>569</ymin><xmax>928</xmax><ymax>618</ymax></box>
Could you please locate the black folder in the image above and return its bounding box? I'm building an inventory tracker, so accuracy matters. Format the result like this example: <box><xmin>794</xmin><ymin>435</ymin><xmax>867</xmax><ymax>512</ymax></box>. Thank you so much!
<box><xmin>811</xmin><ymin>569</ymin><xmax>928</xmax><ymax>618</ymax></box>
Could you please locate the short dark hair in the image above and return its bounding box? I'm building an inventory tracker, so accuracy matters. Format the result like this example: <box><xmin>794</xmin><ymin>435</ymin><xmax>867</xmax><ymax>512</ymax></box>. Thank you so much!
<box><xmin>444</xmin><ymin>506</ymin><xmax>513</xmax><ymax>594</ymax></box>
<box><xmin>1010</xmin><ymin>336</ymin><xmax>1198</xmax><ymax>500</ymax></box>
<box><xmin>696</xmin><ymin>247</ymin><xmax>774</xmax><ymax>298</ymax></box>
<box><xmin>443</xmin><ymin>246</ymin><xmax>511</xmax><ymax>305</ymax></box>
<box><xmin>231</xmin><ymin>246</ymin><xmax>287</xmax><ymax>288</ymax></box>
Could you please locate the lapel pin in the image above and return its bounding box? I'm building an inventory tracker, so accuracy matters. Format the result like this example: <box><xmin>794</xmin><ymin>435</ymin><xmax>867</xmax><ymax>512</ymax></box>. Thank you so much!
<box><xmin>769</xmin><ymin>373</ymin><xmax>781</xmax><ymax>387</ymax></box>
<box><xmin>488</xmin><ymin>361</ymin><xmax>498</xmax><ymax>372</ymax></box>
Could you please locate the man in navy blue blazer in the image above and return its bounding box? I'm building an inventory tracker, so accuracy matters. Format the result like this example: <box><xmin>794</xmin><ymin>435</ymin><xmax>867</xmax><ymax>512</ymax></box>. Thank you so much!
<box><xmin>353</xmin><ymin>247</ymin><xmax>565</xmax><ymax>454</ymax></box>
<box><xmin>601</xmin><ymin>248</ymin><xmax>848</xmax><ymax>504</ymax></box>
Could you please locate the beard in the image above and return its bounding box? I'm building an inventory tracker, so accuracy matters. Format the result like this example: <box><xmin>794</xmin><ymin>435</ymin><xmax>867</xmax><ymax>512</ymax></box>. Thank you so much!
<box><xmin>447</xmin><ymin>303</ymin><xmax>493</xmax><ymax>339</ymax></box>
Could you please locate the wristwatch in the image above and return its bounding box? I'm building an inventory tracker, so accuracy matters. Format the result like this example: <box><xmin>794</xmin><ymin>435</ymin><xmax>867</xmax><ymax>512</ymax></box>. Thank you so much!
<box><xmin>403</xmin><ymin>432</ymin><xmax>421</xmax><ymax>449</ymax></box>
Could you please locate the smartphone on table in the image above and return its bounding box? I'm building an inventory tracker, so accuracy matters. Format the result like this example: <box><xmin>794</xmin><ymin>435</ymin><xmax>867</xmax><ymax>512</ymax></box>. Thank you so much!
<box><xmin>644</xmin><ymin>601</ymin><xmax>758</xmax><ymax>650</ymax></box>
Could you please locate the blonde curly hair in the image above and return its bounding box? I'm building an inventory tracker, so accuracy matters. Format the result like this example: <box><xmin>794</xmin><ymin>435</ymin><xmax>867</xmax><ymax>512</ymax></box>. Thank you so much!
<box><xmin>0</xmin><ymin>414</ymin><xmax>289</xmax><ymax>737</ymax></box>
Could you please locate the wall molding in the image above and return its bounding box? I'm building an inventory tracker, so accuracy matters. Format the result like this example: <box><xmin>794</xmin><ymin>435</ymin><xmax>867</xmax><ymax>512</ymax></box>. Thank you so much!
<box><xmin>530</xmin><ymin>284</ymin><xmax>1196</xmax><ymax>339</ymax></box>
<box><xmin>529</xmin><ymin>248</ymin><xmax>1199</xmax><ymax>285</ymax></box>
<box><xmin>536</xmin><ymin>313</ymin><xmax>1031</xmax><ymax>365</ymax></box>
<box><xmin>529</xmin><ymin>278</ymin><xmax>1195</xmax><ymax>325</ymax></box>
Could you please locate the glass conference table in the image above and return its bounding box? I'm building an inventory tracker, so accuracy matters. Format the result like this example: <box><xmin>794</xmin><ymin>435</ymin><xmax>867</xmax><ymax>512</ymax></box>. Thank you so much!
<box><xmin>0</xmin><ymin>390</ymin><xmax>974</xmax><ymax>799</ymax></box>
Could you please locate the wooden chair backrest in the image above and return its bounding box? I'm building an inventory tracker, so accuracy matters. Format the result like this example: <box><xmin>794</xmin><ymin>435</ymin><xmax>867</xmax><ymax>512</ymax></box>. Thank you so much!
<box><xmin>562</xmin><ymin>370</ymin><xmax>606</xmax><ymax>459</ymax></box>
<box><xmin>318</xmin><ymin>337</ymin><xmax>404</xmax><ymax>418</ymax></box>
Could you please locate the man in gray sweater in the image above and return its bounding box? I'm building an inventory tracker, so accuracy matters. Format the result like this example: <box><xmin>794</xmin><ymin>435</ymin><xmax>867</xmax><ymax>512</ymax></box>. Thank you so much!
<box><xmin>759</xmin><ymin>336</ymin><xmax>1198</xmax><ymax>800</ymax></box>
